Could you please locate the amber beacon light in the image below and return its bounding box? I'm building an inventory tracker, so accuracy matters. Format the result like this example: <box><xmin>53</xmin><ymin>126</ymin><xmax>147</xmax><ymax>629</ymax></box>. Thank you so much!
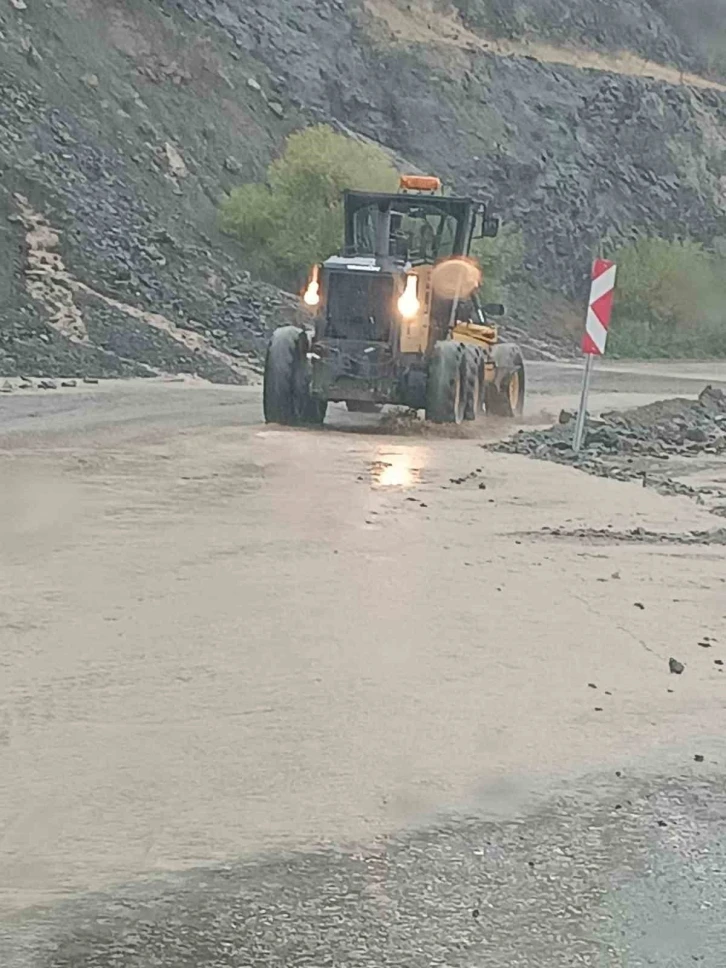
<box><xmin>399</xmin><ymin>175</ymin><xmax>442</xmax><ymax>193</ymax></box>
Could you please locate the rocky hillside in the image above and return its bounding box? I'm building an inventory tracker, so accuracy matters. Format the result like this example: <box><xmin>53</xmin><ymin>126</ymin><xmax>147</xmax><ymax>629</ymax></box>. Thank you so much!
<box><xmin>0</xmin><ymin>0</ymin><xmax>307</xmax><ymax>381</ymax></box>
<box><xmin>1</xmin><ymin>0</ymin><xmax>725</xmax><ymax>379</ymax></box>
<box><xmin>452</xmin><ymin>0</ymin><xmax>726</xmax><ymax>74</ymax></box>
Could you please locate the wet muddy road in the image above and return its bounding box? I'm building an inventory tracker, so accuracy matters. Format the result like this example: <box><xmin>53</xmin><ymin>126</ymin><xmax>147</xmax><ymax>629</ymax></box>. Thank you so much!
<box><xmin>2</xmin><ymin>361</ymin><xmax>726</xmax><ymax>965</ymax></box>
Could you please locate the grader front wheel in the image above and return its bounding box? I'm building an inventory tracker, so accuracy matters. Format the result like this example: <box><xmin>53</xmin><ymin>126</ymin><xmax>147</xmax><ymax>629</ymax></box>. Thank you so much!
<box><xmin>263</xmin><ymin>326</ymin><xmax>325</xmax><ymax>426</ymax></box>
<box><xmin>464</xmin><ymin>347</ymin><xmax>484</xmax><ymax>421</ymax></box>
<box><xmin>426</xmin><ymin>341</ymin><xmax>467</xmax><ymax>424</ymax></box>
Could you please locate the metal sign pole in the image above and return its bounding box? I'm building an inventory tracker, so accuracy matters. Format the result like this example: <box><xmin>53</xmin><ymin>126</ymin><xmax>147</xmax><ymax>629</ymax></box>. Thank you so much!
<box><xmin>573</xmin><ymin>353</ymin><xmax>595</xmax><ymax>454</ymax></box>
<box><xmin>574</xmin><ymin>256</ymin><xmax>616</xmax><ymax>454</ymax></box>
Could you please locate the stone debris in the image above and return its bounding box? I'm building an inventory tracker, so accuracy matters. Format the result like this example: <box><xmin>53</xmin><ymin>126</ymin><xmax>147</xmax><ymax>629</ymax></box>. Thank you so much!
<box><xmin>493</xmin><ymin>387</ymin><xmax>726</xmax><ymax>505</ymax></box>
<box><xmin>669</xmin><ymin>658</ymin><xmax>685</xmax><ymax>675</ymax></box>
<box><xmin>163</xmin><ymin>142</ymin><xmax>189</xmax><ymax>179</ymax></box>
<box><xmin>535</xmin><ymin>526</ymin><xmax>726</xmax><ymax>546</ymax></box>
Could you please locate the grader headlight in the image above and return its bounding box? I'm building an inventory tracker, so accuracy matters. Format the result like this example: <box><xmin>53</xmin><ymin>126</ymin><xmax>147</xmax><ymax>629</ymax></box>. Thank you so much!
<box><xmin>303</xmin><ymin>265</ymin><xmax>320</xmax><ymax>307</ymax></box>
<box><xmin>397</xmin><ymin>273</ymin><xmax>420</xmax><ymax>320</ymax></box>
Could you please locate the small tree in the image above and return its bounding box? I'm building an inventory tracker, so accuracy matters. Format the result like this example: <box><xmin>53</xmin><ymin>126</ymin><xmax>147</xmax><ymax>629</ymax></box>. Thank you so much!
<box><xmin>220</xmin><ymin>125</ymin><xmax>399</xmax><ymax>290</ymax></box>
<box><xmin>608</xmin><ymin>236</ymin><xmax>726</xmax><ymax>357</ymax></box>
<box><xmin>470</xmin><ymin>223</ymin><xmax>525</xmax><ymax>303</ymax></box>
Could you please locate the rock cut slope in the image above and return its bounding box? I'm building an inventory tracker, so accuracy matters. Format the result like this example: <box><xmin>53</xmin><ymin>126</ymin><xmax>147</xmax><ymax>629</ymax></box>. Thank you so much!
<box><xmin>0</xmin><ymin>0</ymin><xmax>307</xmax><ymax>380</ymax></box>
<box><xmin>1</xmin><ymin>0</ymin><xmax>725</xmax><ymax>379</ymax></box>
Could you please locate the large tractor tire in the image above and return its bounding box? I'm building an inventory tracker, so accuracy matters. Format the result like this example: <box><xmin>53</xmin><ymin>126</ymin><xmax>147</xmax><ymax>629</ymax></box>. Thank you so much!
<box><xmin>263</xmin><ymin>326</ymin><xmax>326</xmax><ymax>426</ymax></box>
<box><xmin>484</xmin><ymin>343</ymin><xmax>525</xmax><ymax>418</ymax></box>
<box><xmin>426</xmin><ymin>341</ymin><xmax>466</xmax><ymax>424</ymax></box>
<box><xmin>463</xmin><ymin>346</ymin><xmax>484</xmax><ymax>421</ymax></box>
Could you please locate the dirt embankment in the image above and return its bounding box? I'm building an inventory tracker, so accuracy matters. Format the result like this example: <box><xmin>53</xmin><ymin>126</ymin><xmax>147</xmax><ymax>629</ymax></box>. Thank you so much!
<box><xmin>366</xmin><ymin>0</ymin><xmax>726</xmax><ymax>91</ymax></box>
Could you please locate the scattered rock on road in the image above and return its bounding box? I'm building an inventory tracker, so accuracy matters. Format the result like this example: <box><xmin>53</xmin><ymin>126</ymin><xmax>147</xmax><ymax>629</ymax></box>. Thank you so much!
<box><xmin>536</xmin><ymin>526</ymin><xmax>726</xmax><ymax>546</ymax></box>
<box><xmin>669</xmin><ymin>658</ymin><xmax>685</xmax><ymax>675</ymax></box>
<box><xmin>492</xmin><ymin>387</ymin><xmax>726</xmax><ymax>508</ymax></box>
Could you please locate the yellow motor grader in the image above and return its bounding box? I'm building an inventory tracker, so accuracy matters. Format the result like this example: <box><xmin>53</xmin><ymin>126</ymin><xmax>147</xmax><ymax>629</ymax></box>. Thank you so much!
<box><xmin>263</xmin><ymin>175</ymin><xmax>525</xmax><ymax>425</ymax></box>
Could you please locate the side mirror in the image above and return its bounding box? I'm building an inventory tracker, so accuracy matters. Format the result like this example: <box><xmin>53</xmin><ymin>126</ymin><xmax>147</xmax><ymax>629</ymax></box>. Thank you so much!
<box><xmin>480</xmin><ymin>217</ymin><xmax>500</xmax><ymax>238</ymax></box>
<box><xmin>481</xmin><ymin>303</ymin><xmax>505</xmax><ymax>317</ymax></box>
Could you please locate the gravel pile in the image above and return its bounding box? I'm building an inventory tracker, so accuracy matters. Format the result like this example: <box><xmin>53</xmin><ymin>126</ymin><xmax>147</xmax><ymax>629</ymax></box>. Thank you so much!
<box><xmin>493</xmin><ymin>386</ymin><xmax>726</xmax><ymax>499</ymax></box>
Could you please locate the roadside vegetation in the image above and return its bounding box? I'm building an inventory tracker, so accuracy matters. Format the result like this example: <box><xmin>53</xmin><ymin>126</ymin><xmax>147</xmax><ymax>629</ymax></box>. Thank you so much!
<box><xmin>470</xmin><ymin>224</ymin><xmax>525</xmax><ymax>304</ymax></box>
<box><xmin>607</xmin><ymin>237</ymin><xmax>726</xmax><ymax>358</ymax></box>
<box><xmin>219</xmin><ymin>125</ymin><xmax>398</xmax><ymax>291</ymax></box>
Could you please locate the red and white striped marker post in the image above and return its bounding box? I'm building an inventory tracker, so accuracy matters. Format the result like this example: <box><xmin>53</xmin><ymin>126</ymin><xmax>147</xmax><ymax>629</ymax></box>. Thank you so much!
<box><xmin>573</xmin><ymin>259</ymin><xmax>617</xmax><ymax>453</ymax></box>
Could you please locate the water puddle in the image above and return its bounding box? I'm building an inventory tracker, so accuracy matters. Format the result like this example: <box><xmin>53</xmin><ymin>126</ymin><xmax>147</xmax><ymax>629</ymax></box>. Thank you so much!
<box><xmin>369</xmin><ymin>448</ymin><xmax>425</xmax><ymax>487</ymax></box>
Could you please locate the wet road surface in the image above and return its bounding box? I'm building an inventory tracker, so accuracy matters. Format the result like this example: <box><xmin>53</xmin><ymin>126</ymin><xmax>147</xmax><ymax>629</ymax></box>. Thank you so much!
<box><xmin>4</xmin><ymin>774</ymin><xmax>726</xmax><ymax>967</ymax></box>
<box><xmin>2</xmin><ymin>361</ymin><xmax>726</xmax><ymax>966</ymax></box>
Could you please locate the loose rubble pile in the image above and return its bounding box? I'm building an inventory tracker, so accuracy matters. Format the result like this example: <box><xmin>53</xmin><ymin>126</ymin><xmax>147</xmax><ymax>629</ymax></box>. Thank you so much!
<box><xmin>493</xmin><ymin>386</ymin><xmax>726</xmax><ymax>504</ymax></box>
<box><xmin>536</xmin><ymin>526</ymin><xmax>726</xmax><ymax>546</ymax></box>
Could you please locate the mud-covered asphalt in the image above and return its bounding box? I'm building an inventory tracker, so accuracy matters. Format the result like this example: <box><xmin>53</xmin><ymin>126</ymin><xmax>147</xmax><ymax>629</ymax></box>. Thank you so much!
<box><xmin>2</xmin><ymin>360</ymin><xmax>726</xmax><ymax>966</ymax></box>
<box><xmin>5</xmin><ymin>774</ymin><xmax>726</xmax><ymax>968</ymax></box>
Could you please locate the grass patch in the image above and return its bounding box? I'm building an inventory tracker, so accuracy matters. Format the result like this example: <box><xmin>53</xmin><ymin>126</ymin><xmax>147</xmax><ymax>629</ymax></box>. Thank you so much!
<box><xmin>470</xmin><ymin>222</ymin><xmax>525</xmax><ymax>304</ymax></box>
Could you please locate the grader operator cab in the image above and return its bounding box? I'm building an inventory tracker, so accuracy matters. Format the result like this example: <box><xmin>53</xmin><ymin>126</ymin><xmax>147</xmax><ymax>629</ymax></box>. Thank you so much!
<box><xmin>263</xmin><ymin>175</ymin><xmax>525</xmax><ymax>425</ymax></box>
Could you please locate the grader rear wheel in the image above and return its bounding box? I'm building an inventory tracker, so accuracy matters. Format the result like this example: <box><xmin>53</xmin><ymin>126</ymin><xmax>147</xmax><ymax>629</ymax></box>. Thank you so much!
<box><xmin>484</xmin><ymin>343</ymin><xmax>526</xmax><ymax>418</ymax></box>
<box><xmin>507</xmin><ymin>368</ymin><xmax>523</xmax><ymax>414</ymax></box>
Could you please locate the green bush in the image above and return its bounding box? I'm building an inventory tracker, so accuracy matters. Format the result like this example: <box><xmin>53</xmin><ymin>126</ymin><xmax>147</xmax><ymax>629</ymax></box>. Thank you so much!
<box><xmin>219</xmin><ymin>125</ymin><xmax>399</xmax><ymax>290</ymax></box>
<box><xmin>607</xmin><ymin>237</ymin><xmax>726</xmax><ymax>358</ymax></box>
<box><xmin>470</xmin><ymin>223</ymin><xmax>525</xmax><ymax>303</ymax></box>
